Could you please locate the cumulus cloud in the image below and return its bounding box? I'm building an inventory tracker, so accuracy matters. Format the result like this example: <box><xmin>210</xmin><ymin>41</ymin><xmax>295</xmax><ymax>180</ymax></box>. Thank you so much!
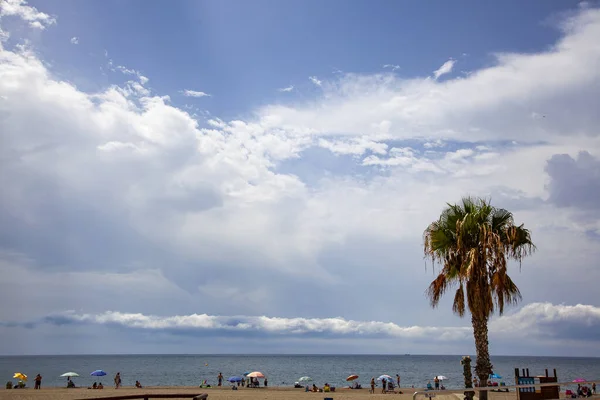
<box><xmin>70</xmin><ymin>36</ymin><xmax>78</xmax><ymax>45</ymax></box>
<box><xmin>0</xmin><ymin>0</ymin><xmax>56</xmax><ymax>29</ymax></box>
<box><xmin>491</xmin><ymin>303</ymin><xmax>600</xmax><ymax>341</ymax></box>
<box><xmin>1</xmin><ymin>1</ymin><xmax>600</xmax><ymax>354</ymax></box>
<box><xmin>15</xmin><ymin>311</ymin><xmax>468</xmax><ymax>341</ymax></box>
<box><xmin>4</xmin><ymin>302</ymin><xmax>598</xmax><ymax>344</ymax></box>
<box><xmin>181</xmin><ymin>89</ymin><xmax>211</xmax><ymax>97</ymax></box>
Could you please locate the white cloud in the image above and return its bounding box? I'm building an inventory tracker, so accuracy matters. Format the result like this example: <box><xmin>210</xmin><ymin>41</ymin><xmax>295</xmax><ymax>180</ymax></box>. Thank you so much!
<box><xmin>318</xmin><ymin>137</ymin><xmax>388</xmax><ymax>156</ymax></box>
<box><xmin>8</xmin><ymin>302</ymin><xmax>598</xmax><ymax>345</ymax></box>
<box><xmin>423</xmin><ymin>139</ymin><xmax>445</xmax><ymax>149</ymax></box>
<box><xmin>0</xmin><ymin>0</ymin><xmax>56</xmax><ymax>29</ymax></box>
<box><xmin>383</xmin><ymin>64</ymin><xmax>400</xmax><ymax>71</ymax></box>
<box><xmin>0</xmin><ymin>26</ymin><xmax>9</xmax><ymax>41</ymax></box>
<box><xmin>7</xmin><ymin>310</ymin><xmax>471</xmax><ymax>341</ymax></box>
<box><xmin>490</xmin><ymin>302</ymin><xmax>600</xmax><ymax>341</ymax></box>
<box><xmin>182</xmin><ymin>89</ymin><xmax>211</xmax><ymax>97</ymax></box>
<box><xmin>433</xmin><ymin>58</ymin><xmax>456</xmax><ymax>80</ymax></box>
<box><xmin>70</xmin><ymin>36</ymin><xmax>78</xmax><ymax>45</ymax></box>
<box><xmin>1</xmin><ymin>1</ymin><xmax>600</xmax><ymax>355</ymax></box>
<box><xmin>278</xmin><ymin>85</ymin><xmax>294</xmax><ymax>92</ymax></box>
<box><xmin>309</xmin><ymin>76</ymin><xmax>322</xmax><ymax>86</ymax></box>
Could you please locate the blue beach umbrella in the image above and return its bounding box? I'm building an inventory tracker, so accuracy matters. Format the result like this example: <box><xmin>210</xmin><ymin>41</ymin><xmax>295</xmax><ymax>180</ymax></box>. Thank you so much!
<box><xmin>242</xmin><ymin>372</ymin><xmax>250</xmax><ymax>376</ymax></box>
<box><xmin>490</xmin><ymin>373</ymin><xmax>502</xmax><ymax>379</ymax></box>
<box><xmin>90</xmin><ymin>370</ymin><xmax>107</xmax><ymax>377</ymax></box>
<box><xmin>228</xmin><ymin>376</ymin><xmax>243</xmax><ymax>383</ymax></box>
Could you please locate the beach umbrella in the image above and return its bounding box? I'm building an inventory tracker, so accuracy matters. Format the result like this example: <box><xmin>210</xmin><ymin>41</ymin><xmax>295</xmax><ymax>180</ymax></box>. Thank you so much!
<box><xmin>489</xmin><ymin>374</ymin><xmax>502</xmax><ymax>379</ymax></box>
<box><xmin>299</xmin><ymin>376</ymin><xmax>313</xmax><ymax>382</ymax></box>
<box><xmin>242</xmin><ymin>371</ymin><xmax>251</xmax><ymax>376</ymax></box>
<box><xmin>436</xmin><ymin>376</ymin><xmax>448</xmax><ymax>380</ymax></box>
<box><xmin>573</xmin><ymin>378</ymin><xmax>586</xmax><ymax>383</ymax></box>
<box><xmin>228</xmin><ymin>376</ymin><xmax>243</xmax><ymax>383</ymax></box>
<box><xmin>90</xmin><ymin>370</ymin><xmax>107</xmax><ymax>377</ymax></box>
<box><xmin>378</xmin><ymin>374</ymin><xmax>393</xmax><ymax>381</ymax></box>
<box><xmin>247</xmin><ymin>371</ymin><xmax>265</xmax><ymax>378</ymax></box>
<box><xmin>13</xmin><ymin>373</ymin><xmax>27</xmax><ymax>381</ymax></box>
<box><xmin>60</xmin><ymin>372</ymin><xmax>80</xmax><ymax>378</ymax></box>
<box><xmin>346</xmin><ymin>374</ymin><xmax>359</xmax><ymax>381</ymax></box>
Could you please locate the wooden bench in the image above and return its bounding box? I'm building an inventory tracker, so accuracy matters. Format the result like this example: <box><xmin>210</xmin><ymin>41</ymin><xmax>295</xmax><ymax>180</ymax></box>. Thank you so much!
<box><xmin>75</xmin><ymin>394</ymin><xmax>208</xmax><ymax>400</ymax></box>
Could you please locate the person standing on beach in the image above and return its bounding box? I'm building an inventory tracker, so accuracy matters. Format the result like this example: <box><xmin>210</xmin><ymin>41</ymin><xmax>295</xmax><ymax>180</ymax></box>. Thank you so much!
<box><xmin>34</xmin><ymin>374</ymin><xmax>42</xmax><ymax>389</ymax></box>
<box><xmin>382</xmin><ymin>378</ymin><xmax>387</xmax><ymax>394</ymax></box>
<box><xmin>217</xmin><ymin>372</ymin><xmax>223</xmax><ymax>387</ymax></box>
<box><xmin>114</xmin><ymin>372</ymin><xmax>121</xmax><ymax>389</ymax></box>
<box><xmin>434</xmin><ymin>376</ymin><xmax>439</xmax><ymax>390</ymax></box>
<box><xmin>396</xmin><ymin>374</ymin><xmax>400</xmax><ymax>388</ymax></box>
<box><xmin>370</xmin><ymin>377</ymin><xmax>375</xmax><ymax>394</ymax></box>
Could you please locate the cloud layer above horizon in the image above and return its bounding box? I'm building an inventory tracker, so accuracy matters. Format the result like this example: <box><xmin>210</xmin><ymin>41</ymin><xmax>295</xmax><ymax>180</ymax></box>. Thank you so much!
<box><xmin>1</xmin><ymin>0</ymin><xmax>600</xmax><ymax>356</ymax></box>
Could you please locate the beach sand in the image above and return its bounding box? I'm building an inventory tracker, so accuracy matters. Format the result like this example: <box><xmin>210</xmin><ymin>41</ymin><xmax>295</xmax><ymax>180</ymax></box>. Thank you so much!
<box><xmin>1</xmin><ymin>386</ymin><xmax>521</xmax><ymax>400</ymax></box>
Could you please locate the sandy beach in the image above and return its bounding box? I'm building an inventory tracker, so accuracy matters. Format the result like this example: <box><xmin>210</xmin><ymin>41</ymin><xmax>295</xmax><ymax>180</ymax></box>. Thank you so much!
<box><xmin>0</xmin><ymin>386</ymin><xmax>524</xmax><ymax>400</ymax></box>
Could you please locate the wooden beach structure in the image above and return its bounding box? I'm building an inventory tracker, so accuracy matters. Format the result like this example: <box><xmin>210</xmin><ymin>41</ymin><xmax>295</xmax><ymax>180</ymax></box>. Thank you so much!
<box><xmin>514</xmin><ymin>368</ymin><xmax>560</xmax><ymax>400</ymax></box>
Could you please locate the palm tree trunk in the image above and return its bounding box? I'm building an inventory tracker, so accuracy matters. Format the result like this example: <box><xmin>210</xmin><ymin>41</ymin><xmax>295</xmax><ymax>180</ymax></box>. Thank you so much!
<box><xmin>471</xmin><ymin>314</ymin><xmax>493</xmax><ymax>400</ymax></box>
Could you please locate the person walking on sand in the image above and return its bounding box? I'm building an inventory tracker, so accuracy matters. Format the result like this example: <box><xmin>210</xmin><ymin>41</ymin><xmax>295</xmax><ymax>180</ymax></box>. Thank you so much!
<box><xmin>396</xmin><ymin>374</ymin><xmax>400</xmax><ymax>388</ymax></box>
<box><xmin>114</xmin><ymin>372</ymin><xmax>121</xmax><ymax>389</ymax></box>
<box><xmin>34</xmin><ymin>374</ymin><xmax>42</xmax><ymax>389</ymax></box>
<box><xmin>217</xmin><ymin>372</ymin><xmax>223</xmax><ymax>387</ymax></box>
<box><xmin>370</xmin><ymin>377</ymin><xmax>375</xmax><ymax>394</ymax></box>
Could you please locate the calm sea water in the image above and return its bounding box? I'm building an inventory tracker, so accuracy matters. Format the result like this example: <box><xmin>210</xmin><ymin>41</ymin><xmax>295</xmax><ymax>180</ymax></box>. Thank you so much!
<box><xmin>1</xmin><ymin>355</ymin><xmax>599</xmax><ymax>389</ymax></box>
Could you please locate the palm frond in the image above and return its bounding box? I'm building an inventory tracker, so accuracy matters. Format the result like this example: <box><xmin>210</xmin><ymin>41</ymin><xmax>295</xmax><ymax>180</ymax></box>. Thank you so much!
<box><xmin>452</xmin><ymin>283</ymin><xmax>466</xmax><ymax>317</ymax></box>
<box><xmin>423</xmin><ymin>197</ymin><xmax>534</xmax><ymax>320</ymax></box>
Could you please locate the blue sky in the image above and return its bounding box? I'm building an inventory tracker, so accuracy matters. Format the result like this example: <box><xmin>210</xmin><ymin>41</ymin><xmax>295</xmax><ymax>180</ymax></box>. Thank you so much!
<box><xmin>20</xmin><ymin>0</ymin><xmax>574</xmax><ymax>117</ymax></box>
<box><xmin>0</xmin><ymin>0</ymin><xmax>599</xmax><ymax>356</ymax></box>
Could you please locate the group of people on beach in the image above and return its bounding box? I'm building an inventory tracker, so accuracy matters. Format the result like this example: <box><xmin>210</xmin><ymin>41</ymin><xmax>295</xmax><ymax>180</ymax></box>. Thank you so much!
<box><xmin>217</xmin><ymin>372</ymin><xmax>267</xmax><ymax>388</ymax></box>
<box><xmin>369</xmin><ymin>375</ymin><xmax>402</xmax><ymax>394</ymax></box>
<box><xmin>573</xmin><ymin>383</ymin><xmax>596</xmax><ymax>397</ymax></box>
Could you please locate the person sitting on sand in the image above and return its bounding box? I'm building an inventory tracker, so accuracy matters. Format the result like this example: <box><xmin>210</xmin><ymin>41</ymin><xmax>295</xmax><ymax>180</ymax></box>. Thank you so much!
<box><xmin>312</xmin><ymin>384</ymin><xmax>318</xmax><ymax>392</ymax></box>
<box><xmin>135</xmin><ymin>380</ymin><xmax>142</xmax><ymax>388</ymax></box>
<box><xmin>98</xmin><ymin>382</ymin><xmax>104</xmax><ymax>389</ymax></box>
<box><xmin>92</xmin><ymin>382</ymin><xmax>97</xmax><ymax>389</ymax></box>
<box><xmin>427</xmin><ymin>381</ymin><xmax>433</xmax><ymax>391</ymax></box>
<box><xmin>67</xmin><ymin>380</ymin><xmax>76</xmax><ymax>388</ymax></box>
<box><xmin>324</xmin><ymin>383</ymin><xmax>330</xmax><ymax>392</ymax></box>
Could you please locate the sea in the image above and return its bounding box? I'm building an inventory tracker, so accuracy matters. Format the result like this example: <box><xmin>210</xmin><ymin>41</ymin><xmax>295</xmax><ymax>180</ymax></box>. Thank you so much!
<box><xmin>1</xmin><ymin>355</ymin><xmax>599</xmax><ymax>389</ymax></box>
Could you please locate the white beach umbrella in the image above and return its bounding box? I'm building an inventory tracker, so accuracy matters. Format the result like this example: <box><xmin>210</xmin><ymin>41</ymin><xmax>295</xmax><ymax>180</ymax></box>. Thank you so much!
<box><xmin>436</xmin><ymin>376</ymin><xmax>448</xmax><ymax>380</ymax></box>
<box><xmin>60</xmin><ymin>372</ymin><xmax>80</xmax><ymax>377</ymax></box>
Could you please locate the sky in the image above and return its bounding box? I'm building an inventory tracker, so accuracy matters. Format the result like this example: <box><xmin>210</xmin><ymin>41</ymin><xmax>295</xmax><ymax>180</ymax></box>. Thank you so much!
<box><xmin>0</xmin><ymin>0</ymin><xmax>599</xmax><ymax>356</ymax></box>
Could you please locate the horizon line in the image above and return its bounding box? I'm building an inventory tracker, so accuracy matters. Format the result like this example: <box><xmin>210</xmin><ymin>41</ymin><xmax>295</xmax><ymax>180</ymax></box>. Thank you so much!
<box><xmin>1</xmin><ymin>353</ymin><xmax>599</xmax><ymax>359</ymax></box>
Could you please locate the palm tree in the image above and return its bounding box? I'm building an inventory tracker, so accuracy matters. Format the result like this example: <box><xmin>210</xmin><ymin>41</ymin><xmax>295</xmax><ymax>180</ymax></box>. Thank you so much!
<box><xmin>423</xmin><ymin>197</ymin><xmax>534</xmax><ymax>400</ymax></box>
